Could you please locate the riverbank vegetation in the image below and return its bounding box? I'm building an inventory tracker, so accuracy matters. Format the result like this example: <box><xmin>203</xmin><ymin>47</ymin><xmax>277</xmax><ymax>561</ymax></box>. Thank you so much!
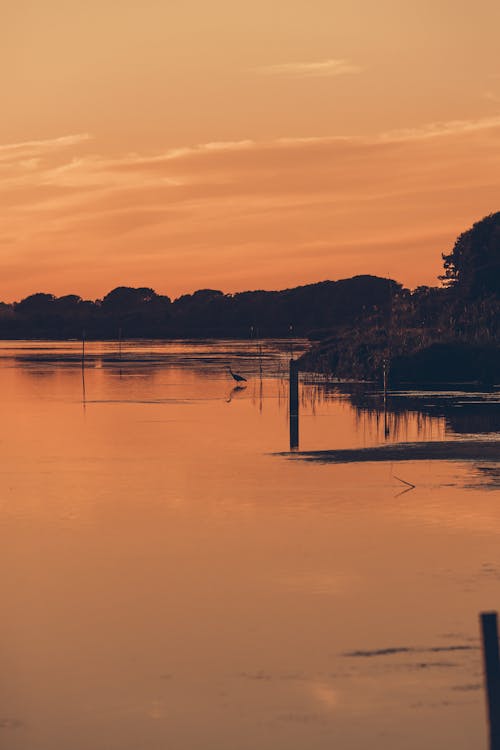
<box><xmin>300</xmin><ymin>212</ymin><xmax>500</xmax><ymax>384</ymax></box>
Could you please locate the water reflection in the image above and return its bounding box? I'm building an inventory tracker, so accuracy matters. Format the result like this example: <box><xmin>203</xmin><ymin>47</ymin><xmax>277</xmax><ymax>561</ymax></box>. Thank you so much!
<box><xmin>338</xmin><ymin>382</ymin><xmax>500</xmax><ymax>436</ymax></box>
<box><xmin>288</xmin><ymin>379</ymin><xmax>500</xmax><ymax>490</ymax></box>
<box><xmin>10</xmin><ymin>338</ymin><xmax>303</xmax><ymax>374</ymax></box>
<box><xmin>226</xmin><ymin>385</ymin><xmax>246</xmax><ymax>403</ymax></box>
<box><xmin>0</xmin><ymin>340</ymin><xmax>498</xmax><ymax>750</ymax></box>
<box><xmin>467</xmin><ymin>465</ymin><xmax>500</xmax><ymax>491</ymax></box>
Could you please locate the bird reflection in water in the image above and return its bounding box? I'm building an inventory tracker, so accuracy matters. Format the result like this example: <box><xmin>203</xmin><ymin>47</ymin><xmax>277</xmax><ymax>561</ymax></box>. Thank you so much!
<box><xmin>226</xmin><ymin>385</ymin><xmax>247</xmax><ymax>403</ymax></box>
<box><xmin>226</xmin><ymin>364</ymin><xmax>248</xmax><ymax>402</ymax></box>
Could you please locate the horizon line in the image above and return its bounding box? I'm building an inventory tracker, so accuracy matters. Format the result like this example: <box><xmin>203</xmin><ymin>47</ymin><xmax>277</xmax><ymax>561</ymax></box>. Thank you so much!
<box><xmin>1</xmin><ymin>272</ymin><xmax>446</xmax><ymax>306</ymax></box>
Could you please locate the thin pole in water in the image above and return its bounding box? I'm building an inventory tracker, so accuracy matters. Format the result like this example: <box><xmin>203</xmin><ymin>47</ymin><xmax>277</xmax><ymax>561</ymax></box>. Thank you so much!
<box><xmin>81</xmin><ymin>362</ymin><xmax>87</xmax><ymax>410</ymax></box>
<box><xmin>81</xmin><ymin>330</ymin><xmax>87</xmax><ymax>409</ymax></box>
<box><xmin>383</xmin><ymin>358</ymin><xmax>390</xmax><ymax>438</ymax></box>
<box><xmin>480</xmin><ymin>611</ymin><xmax>500</xmax><ymax>750</ymax></box>
<box><xmin>289</xmin><ymin>358</ymin><xmax>299</xmax><ymax>450</ymax></box>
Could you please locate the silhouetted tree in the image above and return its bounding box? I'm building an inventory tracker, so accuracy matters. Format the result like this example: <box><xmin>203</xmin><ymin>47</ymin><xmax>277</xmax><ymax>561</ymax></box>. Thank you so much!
<box><xmin>15</xmin><ymin>293</ymin><xmax>56</xmax><ymax>316</ymax></box>
<box><xmin>101</xmin><ymin>287</ymin><xmax>160</xmax><ymax>313</ymax></box>
<box><xmin>0</xmin><ymin>302</ymin><xmax>14</xmax><ymax>319</ymax></box>
<box><xmin>441</xmin><ymin>212</ymin><xmax>500</xmax><ymax>298</ymax></box>
<box><xmin>54</xmin><ymin>294</ymin><xmax>83</xmax><ymax>312</ymax></box>
<box><xmin>99</xmin><ymin>286</ymin><xmax>171</xmax><ymax>336</ymax></box>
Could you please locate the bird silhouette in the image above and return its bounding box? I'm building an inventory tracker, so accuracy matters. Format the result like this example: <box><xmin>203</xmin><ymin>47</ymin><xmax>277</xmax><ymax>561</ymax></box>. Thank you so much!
<box><xmin>226</xmin><ymin>365</ymin><xmax>247</xmax><ymax>383</ymax></box>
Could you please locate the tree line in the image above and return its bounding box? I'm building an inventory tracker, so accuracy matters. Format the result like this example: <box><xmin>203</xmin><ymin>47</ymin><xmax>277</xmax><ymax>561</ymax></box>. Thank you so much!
<box><xmin>2</xmin><ymin>210</ymin><xmax>499</xmax><ymax>384</ymax></box>
<box><xmin>0</xmin><ymin>275</ymin><xmax>400</xmax><ymax>339</ymax></box>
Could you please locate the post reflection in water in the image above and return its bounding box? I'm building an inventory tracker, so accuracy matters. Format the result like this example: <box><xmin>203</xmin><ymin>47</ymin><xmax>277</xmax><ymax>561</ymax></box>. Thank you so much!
<box><xmin>289</xmin><ymin>358</ymin><xmax>299</xmax><ymax>450</ymax></box>
<box><xmin>0</xmin><ymin>339</ymin><xmax>499</xmax><ymax>750</ymax></box>
<box><xmin>81</xmin><ymin>359</ymin><xmax>87</xmax><ymax>411</ymax></box>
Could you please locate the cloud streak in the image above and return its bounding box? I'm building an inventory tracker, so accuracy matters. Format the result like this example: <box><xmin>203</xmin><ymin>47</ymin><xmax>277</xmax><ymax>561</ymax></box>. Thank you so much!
<box><xmin>0</xmin><ymin>133</ymin><xmax>91</xmax><ymax>164</ymax></box>
<box><xmin>378</xmin><ymin>115</ymin><xmax>500</xmax><ymax>142</ymax></box>
<box><xmin>255</xmin><ymin>58</ymin><xmax>362</xmax><ymax>78</ymax></box>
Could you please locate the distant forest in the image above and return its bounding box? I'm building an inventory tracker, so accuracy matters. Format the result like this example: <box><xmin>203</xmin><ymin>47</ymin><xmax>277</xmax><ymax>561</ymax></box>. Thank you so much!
<box><xmin>0</xmin><ymin>275</ymin><xmax>399</xmax><ymax>340</ymax></box>
<box><xmin>2</xmin><ymin>211</ymin><xmax>500</xmax><ymax>383</ymax></box>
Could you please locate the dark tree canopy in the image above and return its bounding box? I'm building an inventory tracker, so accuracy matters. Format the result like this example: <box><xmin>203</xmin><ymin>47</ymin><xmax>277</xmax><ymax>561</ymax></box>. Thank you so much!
<box><xmin>54</xmin><ymin>295</ymin><xmax>83</xmax><ymax>311</ymax></box>
<box><xmin>14</xmin><ymin>293</ymin><xmax>56</xmax><ymax>315</ymax></box>
<box><xmin>441</xmin><ymin>212</ymin><xmax>500</xmax><ymax>297</ymax></box>
<box><xmin>101</xmin><ymin>286</ymin><xmax>162</xmax><ymax>312</ymax></box>
<box><xmin>0</xmin><ymin>276</ymin><xmax>401</xmax><ymax>339</ymax></box>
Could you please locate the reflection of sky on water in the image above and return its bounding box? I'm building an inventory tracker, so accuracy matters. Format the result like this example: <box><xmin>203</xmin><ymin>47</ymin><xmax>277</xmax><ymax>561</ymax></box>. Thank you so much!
<box><xmin>0</xmin><ymin>340</ymin><xmax>498</xmax><ymax>750</ymax></box>
<box><xmin>302</xmin><ymin>380</ymin><xmax>500</xmax><ymax>438</ymax></box>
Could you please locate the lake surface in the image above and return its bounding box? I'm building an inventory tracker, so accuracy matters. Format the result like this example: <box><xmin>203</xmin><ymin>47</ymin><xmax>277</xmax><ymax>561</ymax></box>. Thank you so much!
<box><xmin>1</xmin><ymin>339</ymin><xmax>499</xmax><ymax>750</ymax></box>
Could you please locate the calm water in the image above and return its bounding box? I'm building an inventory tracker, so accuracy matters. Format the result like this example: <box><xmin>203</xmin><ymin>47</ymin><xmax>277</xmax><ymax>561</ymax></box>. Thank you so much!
<box><xmin>1</xmin><ymin>340</ymin><xmax>499</xmax><ymax>750</ymax></box>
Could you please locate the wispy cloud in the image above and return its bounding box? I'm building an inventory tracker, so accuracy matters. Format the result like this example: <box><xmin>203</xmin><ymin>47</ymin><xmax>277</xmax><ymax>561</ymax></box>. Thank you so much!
<box><xmin>0</xmin><ymin>133</ymin><xmax>91</xmax><ymax>164</ymax></box>
<box><xmin>255</xmin><ymin>58</ymin><xmax>362</xmax><ymax>78</ymax></box>
<box><xmin>6</xmin><ymin>116</ymin><xmax>497</xmax><ymax>191</ymax></box>
<box><xmin>279</xmin><ymin>115</ymin><xmax>500</xmax><ymax>147</ymax></box>
<box><xmin>483</xmin><ymin>90</ymin><xmax>500</xmax><ymax>103</ymax></box>
<box><xmin>378</xmin><ymin>116</ymin><xmax>500</xmax><ymax>143</ymax></box>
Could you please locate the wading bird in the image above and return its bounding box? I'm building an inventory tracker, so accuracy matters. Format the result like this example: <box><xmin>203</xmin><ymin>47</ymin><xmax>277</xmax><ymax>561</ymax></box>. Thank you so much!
<box><xmin>227</xmin><ymin>366</ymin><xmax>247</xmax><ymax>383</ymax></box>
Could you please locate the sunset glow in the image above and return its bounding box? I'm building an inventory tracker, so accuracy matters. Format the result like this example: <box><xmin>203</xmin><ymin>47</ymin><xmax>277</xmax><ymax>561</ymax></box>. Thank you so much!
<box><xmin>2</xmin><ymin>0</ymin><xmax>500</xmax><ymax>299</ymax></box>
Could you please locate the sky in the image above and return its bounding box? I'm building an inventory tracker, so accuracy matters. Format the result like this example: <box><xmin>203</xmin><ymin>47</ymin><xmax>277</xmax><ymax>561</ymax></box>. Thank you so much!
<box><xmin>1</xmin><ymin>0</ymin><xmax>500</xmax><ymax>301</ymax></box>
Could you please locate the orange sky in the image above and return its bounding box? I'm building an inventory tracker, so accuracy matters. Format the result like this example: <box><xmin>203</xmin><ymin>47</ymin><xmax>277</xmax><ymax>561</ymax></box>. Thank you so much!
<box><xmin>2</xmin><ymin>0</ymin><xmax>500</xmax><ymax>301</ymax></box>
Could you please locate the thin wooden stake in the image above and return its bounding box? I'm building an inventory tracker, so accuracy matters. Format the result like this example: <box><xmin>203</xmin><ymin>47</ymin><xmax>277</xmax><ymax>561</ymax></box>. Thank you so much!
<box><xmin>289</xmin><ymin>358</ymin><xmax>299</xmax><ymax>449</ymax></box>
<box><xmin>480</xmin><ymin>611</ymin><xmax>500</xmax><ymax>750</ymax></box>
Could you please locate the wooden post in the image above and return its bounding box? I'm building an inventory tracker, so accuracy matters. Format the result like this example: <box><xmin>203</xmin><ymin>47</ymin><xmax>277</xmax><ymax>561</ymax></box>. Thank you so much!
<box><xmin>289</xmin><ymin>358</ymin><xmax>299</xmax><ymax>449</ymax></box>
<box><xmin>480</xmin><ymin>611</ymin><xmax>500</xmax><ymax>750</ymax></box>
